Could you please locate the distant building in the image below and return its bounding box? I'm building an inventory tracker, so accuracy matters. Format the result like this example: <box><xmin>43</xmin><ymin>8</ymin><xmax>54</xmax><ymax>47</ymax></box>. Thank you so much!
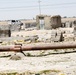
<box><xmin>0</xmin><ymin>20</ymin><xmax>23</xmax><ymax>38</ymax></box>
<box><xmin>36</xmin><ymin>15</ymin><xmax>51</xmax><ymax>29</ymax></box>
<box><xmin>8</xmin><ymin>20</ymin><xmax>23</xmax><ymax>25</ymax></box>
<box><xmin>61</xmin><ymin>17</ymin><xmax>76</xmax><ymax>28</ymax></box>
<box><xmin>36</xmin><ymin>15</ymin><xmax>61</xmax><ymax>30</ymax></box>
<box><xmin>8</xmin><ymin>20</ymin><xmax>23</xmax><ymax>31</ymax></box>
<box><xmin>21</xmin><ymin>20</ymin><xmax>36</xmax><ymax>30</ymax></box>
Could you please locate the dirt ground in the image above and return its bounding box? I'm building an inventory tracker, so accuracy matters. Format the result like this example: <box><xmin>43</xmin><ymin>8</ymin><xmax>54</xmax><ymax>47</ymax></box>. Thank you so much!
<box><xmin>0</xmin><ymin>51</ymin><xmax>75</xmax><ymax>75</ymax></box>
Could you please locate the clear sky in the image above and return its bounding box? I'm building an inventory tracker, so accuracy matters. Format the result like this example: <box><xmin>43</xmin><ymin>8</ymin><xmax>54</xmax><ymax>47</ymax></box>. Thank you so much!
<box><xmin>0</xmin><ymin>0</ymin><xmax>76</xmax><ymax>20</ymax></box>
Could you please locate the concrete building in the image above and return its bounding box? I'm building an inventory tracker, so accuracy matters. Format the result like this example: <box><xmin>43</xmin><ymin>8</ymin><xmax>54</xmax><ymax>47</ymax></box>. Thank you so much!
<box><xmin>36</xmin><ymin>15</ymin><xmax>61</xmax><ymax>30</ymax></box>
<box><xmin>0</xmin><ymin>20</ymin><xmax>23</xmax><ymax>38</ymax></box>
<box><xmin>8</xmin><ymin>20</ymin><xmax>23</xmax><ymax>31</ymax></box>
<box><xmin>61</xmin><ymin>17</ymin><xmax>76</xmax><ymax>28</ymax></box>
<box><xmin>21</xmin><ymin>20</ymin><xmax>36</xmax><ymax>30</ymax></box>
<box><xmin>36</xmin><ymin>15</ymin><xmax>51</xmax><ymax>30</ymax></box>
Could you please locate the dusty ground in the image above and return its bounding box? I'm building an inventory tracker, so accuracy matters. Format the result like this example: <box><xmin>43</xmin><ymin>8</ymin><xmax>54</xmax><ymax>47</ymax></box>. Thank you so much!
<box><xmin>0</xmin><ymin>30</ymin><xmax>76</xmax><ymax>75</ymax></box>
<box><xmin>0</xmin><ymin>51</ymin><xmax>75</xmax><ymax>75</ymax></box>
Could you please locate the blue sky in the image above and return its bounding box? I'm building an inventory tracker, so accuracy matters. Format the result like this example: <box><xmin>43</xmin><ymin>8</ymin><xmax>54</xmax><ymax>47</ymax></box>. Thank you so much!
<box><xmin>0</xmin><ymin>0</ymin><xmax>76</xmax><ymax>20</ymax></box>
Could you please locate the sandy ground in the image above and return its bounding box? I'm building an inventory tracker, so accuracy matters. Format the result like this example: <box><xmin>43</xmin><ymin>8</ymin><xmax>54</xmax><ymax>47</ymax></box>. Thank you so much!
<box><xmin>0</xmin><ymin>52</ymin><xmax>75</xmax><ymax>75</ymax></box>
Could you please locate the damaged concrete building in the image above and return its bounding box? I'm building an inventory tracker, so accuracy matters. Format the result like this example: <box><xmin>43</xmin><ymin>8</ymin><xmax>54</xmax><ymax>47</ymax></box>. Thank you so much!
<box><xmin>21</xmin><ymin>19</ymin><xmax>36</xmax><ymax>30</ymax></box>
<box><xmin>0</xmin><ymin>20</ymin><xmax>23</xmax><ymax>38</ymax></box>
<box><xmin>36</xmin><ymin>15</ymin><xmax>63</xmax><ymax>42</ymax></box>
<box><xmin>61</xmin><ymin>17</ymin><xmax>76</xmax><ymax>28</ymax></box>
<box><xmin>36</xmin><ymin>15</ymin><xmax>61</xmax><ymax>30</ymax></box>
<box><xmin>8</xmin><ymin>20</ymin><xmax>23</xmax><ymax>31</ymax></box>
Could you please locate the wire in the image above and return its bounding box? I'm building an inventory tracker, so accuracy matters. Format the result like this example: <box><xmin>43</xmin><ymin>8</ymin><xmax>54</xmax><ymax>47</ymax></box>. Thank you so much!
<box><xmin>0</xmin><ymin>6</ymin><xmax>75</xmax><ymax>12</ymax></box>
<box><xmin>42</xmin><ymin>2</ymin><xmax>76</xmax><ymax>6</ymax></box>
<box><xmin>0</xmin><ymin>1</ymin><xmax>37</xmax><ymax>3</ymax></box>
<box><xmin>0</xmin><ymin>2</ymin><xmax>75</xmax><ymax>11</ymax></box>
<box><xmin>0</xmin><ymin>2</ymin><xmax>76</xmax><ymax>10</ymax></box>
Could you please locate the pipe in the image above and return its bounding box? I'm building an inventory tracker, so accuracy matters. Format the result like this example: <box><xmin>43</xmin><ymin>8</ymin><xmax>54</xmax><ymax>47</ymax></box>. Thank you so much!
<box><xmin>22</xmin><ymin>43</ymin><xmax>76</xmax><ymax>51</ymax></box>
<box><xmin>0</xmin><ymin>45</ymin><xmax>21</xmax><ymax>52</ymax></box>
<box><xmin>0</xmin><ymin>43</ymin><xmax>76</xmax><ymax>52</ymax></box>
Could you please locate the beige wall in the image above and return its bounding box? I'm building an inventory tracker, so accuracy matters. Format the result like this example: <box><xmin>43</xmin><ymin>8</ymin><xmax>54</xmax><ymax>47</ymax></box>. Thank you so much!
<box><xmin>44</xmin><ymin>16</ymin><xmax>51</xmax><ymax>29</ymax></box>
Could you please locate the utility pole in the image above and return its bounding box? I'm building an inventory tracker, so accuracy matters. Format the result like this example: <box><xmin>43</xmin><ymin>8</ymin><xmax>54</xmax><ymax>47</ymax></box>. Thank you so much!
<box><xmin>38</xmin><ymin>0</ymin><xmax>41</xmax><ymax>15</ymax></box>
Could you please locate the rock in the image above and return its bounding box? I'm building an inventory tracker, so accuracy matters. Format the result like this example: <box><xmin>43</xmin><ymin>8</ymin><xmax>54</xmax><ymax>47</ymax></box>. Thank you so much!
<box><xmin>29</xmin><ymin>35</ymin><xmax>39</xmax><ymax>43</ymax></box>
<box><xmin>24</xmin><ymin>35</ymin><xmax>39</xmax><ymax>43</ymax></box>
<box><xmin>10</xmin><ymin>54</ymin><xmax>21</xmax><ymax>60</ymax></box>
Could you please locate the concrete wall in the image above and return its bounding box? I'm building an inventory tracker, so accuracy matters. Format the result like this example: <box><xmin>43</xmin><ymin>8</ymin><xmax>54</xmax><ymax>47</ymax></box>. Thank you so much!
<box><xmin>0</xmin><ymin>30</ymin><xmax>11</xmax><ymax>38</ymax></box>
<box><xmin>36</xmin><ymin>15</ymin><xmax>46</xmax><ymax>29</ymax></box>
<box><xmin>51</xmin><ymin>15</ymin><xmax>61</xmax><ymax>29</ymax></box>
<box><xmin>44</xmin><ymin>16</ymin><xmax>51</xmax><ymax>29</ymax></box>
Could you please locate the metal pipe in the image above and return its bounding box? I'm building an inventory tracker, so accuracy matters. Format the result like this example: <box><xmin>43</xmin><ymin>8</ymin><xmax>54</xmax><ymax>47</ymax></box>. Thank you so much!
<box><xmin>0</xmin><ymin>45</ymin><xmax>21</xmax><ymax>52</ymax></box>
<box><xmin>0</xmin><ymin>43</ymin><xmax>76</xmax><ymax>52</ymax></box>
<box><xmin>22</xmin><ymin>43</ymin><xmax>76</xmax><ymax>51</ymax></box>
